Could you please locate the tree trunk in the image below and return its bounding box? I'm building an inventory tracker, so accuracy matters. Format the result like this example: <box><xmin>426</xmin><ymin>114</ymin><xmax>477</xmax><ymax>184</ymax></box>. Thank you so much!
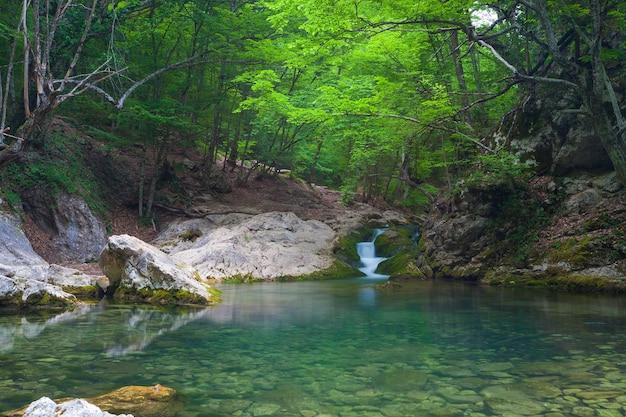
<box><xmin>450</xmin><ymin>29</ymin><xmax>471</xmax><ymax>124</ymax></box>
<box><xmin>138</xmin><ymin>141</ymin><xmax>147</xmax><ymax>218</ymax></box>
<box><xmin>146</xmin><ymin>140</ymin><xmax>169</xmax><ymax>218</ymax></box>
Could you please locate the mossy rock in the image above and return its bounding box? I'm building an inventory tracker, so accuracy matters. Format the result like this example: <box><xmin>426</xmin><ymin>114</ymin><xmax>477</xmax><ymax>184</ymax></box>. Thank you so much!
<box><xmin>0</xmin><ymin>291</ymin><xmax>76</xmax><ymax>309</ymax></box>
<box><xmin>481</xmin><ymin>271</ymin><xmax>626</xmax><ymax>293</ymax></box>
<box><xmin>113</xmin><ymin>286</ymin><xmax>220</xmax><ymax>306</ymax></box>
<box><xmin>374</xmin><ymin>226</ymin><xmax>419</xmax><ymax>258</ymax></box>
<box><xmin>374</xmin><ymin>280</ymin><xmax>403</xmax><ymax>290</ymax></box>
<box><xmin>222</xmin><ymin>273</ymin><xmax>265</xmax><ymax>284</ymax></box>
<box><xmin>437</xmin><ymin>264</ymin><xmax>486</xmax><ymax>281</ymax></box>
<box><xmin>545</xmin><ymin>237</ymin><xmax>595</xmax><ymax>268</ymax></box>
<box><xmin>280</xmin><ymin>259</ymin><xmax>364</xmax><ymax>281</ymax></box>
<box><xmin>378</xmin><ymin>253</ymin><xmax>426</xmax><ymax>281</ymax></box>
<box><xmin>62</xmin><ymin>285</ymin><xmax>102</xmax><ymax>300</ymax></box>
<box><xmin>4</xmin><ymin>384</ymin><xmax>185</xmax><ymax>417</ymax></box>
<box><xmin>334</xmin><ymin>226</ymin><xmax>374</xmax><ymax>264</ymax></box>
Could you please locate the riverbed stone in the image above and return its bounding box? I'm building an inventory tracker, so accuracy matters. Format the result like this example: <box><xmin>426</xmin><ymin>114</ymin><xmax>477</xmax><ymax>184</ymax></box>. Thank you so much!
<box><xmin>575</xmin><ymin>391</ymin><xmax>623</xmax><ymax>400</ymax></box>
<box><xmin>248</xmin><ymin>402</ymin><xmax>281</xmax><ymax>416</ymax></box>
<box><xmin>483</xmin><ymin>395</ymin><xmax>546</xmax><ymax>415</ymax></box>
<box><xmin>85</xmin><ymin>384</ymin><xmax>185</xmax><ymax>417</ymax></box>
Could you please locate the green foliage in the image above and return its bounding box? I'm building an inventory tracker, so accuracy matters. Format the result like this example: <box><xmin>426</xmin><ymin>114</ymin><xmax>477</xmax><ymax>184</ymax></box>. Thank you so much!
<box><xmin>484</xmin><ymin>183</ymin><xmax>550</xmax><ymax>265</ymax></box>
<box><xmin>462</xmin><ymin>150</ymin><xmax>536</xmax><ymax>190</ymax></box>
<box><xmin>2</xmin><ymin>0</ymin><xmax>623</xmax><ymax>220</ymax></box>
<box><xmin>4</xmin><ymin>132</ymin><xmax>108</xmax><ymax>219</ymax></box>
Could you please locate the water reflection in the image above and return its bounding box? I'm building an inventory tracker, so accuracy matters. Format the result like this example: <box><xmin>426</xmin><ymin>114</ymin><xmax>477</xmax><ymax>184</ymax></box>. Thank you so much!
<box><xmin>0</xmin><ymin>303</ymin><xmax>103</xmax><ymax>352</ymax></box>
<box><xmin>1</xmin><ymin>280</ymin><xmax>626</xmax><ymax>416</ymax></box>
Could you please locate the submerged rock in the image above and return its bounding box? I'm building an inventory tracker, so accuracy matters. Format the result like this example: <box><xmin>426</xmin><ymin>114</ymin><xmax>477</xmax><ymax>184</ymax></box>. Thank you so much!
<box><xmin>84</xmin><ymin>384</ymin><xmax>185</xmax><ymax>417</ymax></box>
<box><xmin>6</xmin><ymin>384</ymin><xmax>183</xmax><ymax>417</ymax></box>
<box><xmin>99</xmin><ymin>234</ymin><xmax>218</xmax><ymax>305</ymax></box>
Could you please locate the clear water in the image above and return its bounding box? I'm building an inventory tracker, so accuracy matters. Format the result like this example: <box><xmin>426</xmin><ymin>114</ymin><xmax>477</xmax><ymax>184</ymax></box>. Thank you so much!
<box><xmin>2</xmin><ymin>279</ymin><xmax>626</xmax><ymax>417</ymax></box>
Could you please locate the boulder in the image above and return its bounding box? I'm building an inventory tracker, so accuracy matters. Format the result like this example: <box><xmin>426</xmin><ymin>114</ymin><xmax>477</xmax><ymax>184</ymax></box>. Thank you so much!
<box><xmin>83</xmin><ymin>384</ymin><xmax>185</xmax><ymax>417</ymax></box>
<box><xmin>6</xmin><ymin>384</ymin><xmax>183</xmax><ymax>417</ymax></box>
<box><xmin>159</xmin><ymin>212</ymin><xmax>341</xmax><ymax>281</ymax></box>
<box><xmin>21</xmin><ymin>188</ymin><xmax>107</xmax><ymax>263</ymax></box>
<box><xmin>0</xmin><ymin>211</ymin><xmax>99</xmax><ymax>308</ymax></box>
<box><xmin>374</xmin><ymin>227</ymin><xmax>428</xmax><ymax>280</ymax></box>
<box><xmin>22</xmin><ymin>397</ymin><xmax>131</xmax><ymax>417</ymax></box>
<box><xmin>99</xmin><ymin>234</ymin><xmax>217</xmax><ymax>305</ymax></box>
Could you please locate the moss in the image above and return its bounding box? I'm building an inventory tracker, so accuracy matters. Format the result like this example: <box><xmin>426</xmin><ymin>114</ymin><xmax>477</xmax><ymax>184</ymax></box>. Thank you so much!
<box><xmin>334</xmin><ymin>227</ymin><xmax>373</xmax><ymax>264</ymax></box>
<box><xmin>282</xmin><ymin>259</ymin><xmax>364</xmax><ymax>281</ymax></box>
<box><xmin>374</xmin><ymin>280</ymin><xmax>403</xmax><ymax>290</ymax></box>
<box><xmin>113</xmin><ymin>286</ymin><xmax>220</xmax><ymax>306</ymax></box>
<box><xmin>480</xmin><ymin>271</ymin><xmax>626</xmax><ymax>293</ymax></box>
<box><xmin>374</xmin><ymin>226</ymin><xmax>418</xmax><ymax>258</ymax></box>
<box><xmin>179</xmin><ymin>229</ymin><xmax>202</xmax><ymax>242</ymax></box>
<box><xmin>222</xmin><ymin>273</ymin><xmax>265</xmax><ymax>283</ymax></box>
<box><xmin>378</xmin><ymin>253</ymin><xmax>426</xmax><ymax>281</ymax></box>
<box><xmin>62</xmin><ymin>285</ymin><xmax>101</xmax><ymax>300</ymax></box>
<box><xmin>546</xmin><ymin>237</ymin><xmax>595</xmax><ymax>268</ymax></box>
<box><xmin>0</xmin><ymin>291</ymin><xmax>76</xmax><ymax>310</ymax></box>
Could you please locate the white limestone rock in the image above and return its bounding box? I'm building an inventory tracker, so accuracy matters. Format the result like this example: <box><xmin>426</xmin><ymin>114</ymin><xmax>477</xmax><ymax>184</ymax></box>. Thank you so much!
<box><xmin>99</xmin><ymin>234</ymin><xmax>214</xmax><ymax>304</ymax></box>
<box><xmin>24</xmin><ymin>397</ymin><xmax>132</xmax><ymax>417</ymax></box>
<box><xmin>163</xmin><ymin>211</ymin><xmax>337</xmax><ymax>280</ymax></box>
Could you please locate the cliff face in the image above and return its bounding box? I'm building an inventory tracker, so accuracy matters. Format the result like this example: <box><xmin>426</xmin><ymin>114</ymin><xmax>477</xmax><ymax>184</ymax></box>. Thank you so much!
<box><xmin>419</xmin><ymin>92</ymin><xmax>626</xmax><ymax>292</ymax></box>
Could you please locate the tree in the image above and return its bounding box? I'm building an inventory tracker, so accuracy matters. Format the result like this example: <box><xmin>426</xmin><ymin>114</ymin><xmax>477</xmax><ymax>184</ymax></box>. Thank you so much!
<box><xmin>0</xmin><ymin>0</ymin><xmax>228</xmax><ymax>167</ymax></box>
<box><xmin>266</xmin><ymin>0</ymin><xmax>626</xmax><ymax>189</ymax></box>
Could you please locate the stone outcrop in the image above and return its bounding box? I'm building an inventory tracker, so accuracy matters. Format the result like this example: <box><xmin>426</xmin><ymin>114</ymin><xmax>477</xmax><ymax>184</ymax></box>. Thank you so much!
<box><xmin>6</xmin><ymin>385</ymin><xmax>183</xmax><ymax>417</ymax></box>
<box><xmin>21</xmin><ymin>189</ymin><xmax>107</xmax><ymax>263</ymax></box>
<box><xmin>99</xmin><ymin>234</ymin><xmax>217</xmax><ymax>304</ymax></box>
<box><xmin>0</xmin><ymin>211</ymin><xmax>100</xmax><ymax>308</ymax></box>
<box><xmin>374</xmin><ymin>226</ymin><xmax>430</xmax><ymax>280</ymax></box>
<box><xmin>156</xmin><ymin>211</ymin><xmax>349</xmax><ymax>281</ymax></box>
<box><xmin>507</xmin><ymin>90</ymin><xmax>614</xmax><ymax>176</ymax></box>
<box><xmin>420</xmin><ymin>171</ymin><xmax>626</xmax><ymax>290</ymax></box>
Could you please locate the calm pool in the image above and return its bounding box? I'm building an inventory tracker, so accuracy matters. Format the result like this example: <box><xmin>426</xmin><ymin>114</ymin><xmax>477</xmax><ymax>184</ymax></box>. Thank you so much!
<box><xmin>1</xmin><ymin>279</ymin><xmax>625</xmax><ymax>416</ymax></box>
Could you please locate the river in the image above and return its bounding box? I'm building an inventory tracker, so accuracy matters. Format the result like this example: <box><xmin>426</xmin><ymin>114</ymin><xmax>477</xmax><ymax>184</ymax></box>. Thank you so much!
<box><xmin>1</xmin><ymin>279</ymin><xmax>625</xmax><ymax>416</ymax></box>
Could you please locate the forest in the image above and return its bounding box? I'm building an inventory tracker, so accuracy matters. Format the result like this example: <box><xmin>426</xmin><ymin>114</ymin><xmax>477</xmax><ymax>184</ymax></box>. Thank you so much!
<box><xmin>0</xmin><ymin>0</ymin><xmax>625</xmax><ymax>219</ymax></box>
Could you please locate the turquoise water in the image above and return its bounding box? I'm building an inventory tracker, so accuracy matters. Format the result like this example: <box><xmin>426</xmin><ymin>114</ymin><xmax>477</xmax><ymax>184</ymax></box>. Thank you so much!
<box><xmin>2</xmin><ymin>279</ymin><xmax>626</xmax><ymax>416</ymax></box>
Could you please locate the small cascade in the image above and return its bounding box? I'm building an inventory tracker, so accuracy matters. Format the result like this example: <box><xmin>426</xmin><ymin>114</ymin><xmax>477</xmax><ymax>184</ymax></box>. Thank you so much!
<box><xmin>356</xmin><ymin>228</ymin><xmax>389</xmax><ymax>278</ymax></box>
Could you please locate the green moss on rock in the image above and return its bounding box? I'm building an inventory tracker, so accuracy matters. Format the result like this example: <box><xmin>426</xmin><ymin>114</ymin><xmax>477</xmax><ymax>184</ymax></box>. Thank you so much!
<box><xmin>281</xmin><ymin>259</ymin><xmax>364</xmax><ymax>281</ymax></box>
<box><xmin>62</xmin><ymin>285</ymin><xmax>102</xmax><ymax>300</ymax></box>
<box><xmin>113</xmin><ymin>286</ymin><xmax>220</xmax><ymax>306</ymax></box>
<box><xmin>480</xmin><ymin>271</ymin><xmax>626</xmax><ymax>293</ymax></box>
<box><xmin>334</xmin><ymin>226</ymin><xmax>373</xmax><ymax>264</ymax></box>
<box><xmin>378</xmin><ymin>253</ymin><xmax>426</xmax><ymax>281</ymax></box>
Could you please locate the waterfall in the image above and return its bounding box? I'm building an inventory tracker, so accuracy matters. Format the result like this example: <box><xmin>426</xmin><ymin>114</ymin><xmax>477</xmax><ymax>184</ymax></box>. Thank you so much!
<box><xmin>356</xmin><ymin>228</ymin><xmax>389</xmax><ymax>278</ymax></box>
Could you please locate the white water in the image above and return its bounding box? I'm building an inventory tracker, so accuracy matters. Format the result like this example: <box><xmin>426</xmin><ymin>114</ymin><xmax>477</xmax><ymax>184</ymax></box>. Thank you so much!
<box><xmin>356</xmin><ymin>228</ymin><xmax>389</xmax><ymax>278</ymax></box>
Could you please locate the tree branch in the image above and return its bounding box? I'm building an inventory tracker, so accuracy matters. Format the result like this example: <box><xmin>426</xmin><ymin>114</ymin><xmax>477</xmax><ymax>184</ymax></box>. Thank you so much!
<box><xmin>335</xmin><ymin>112</ymin><xmax>420</xmax><ymax>123</ymax></box>
<box><xmin>476</xmin><ymin>39</ymin><xmax>579</xmax><ymax>89</ymax></box>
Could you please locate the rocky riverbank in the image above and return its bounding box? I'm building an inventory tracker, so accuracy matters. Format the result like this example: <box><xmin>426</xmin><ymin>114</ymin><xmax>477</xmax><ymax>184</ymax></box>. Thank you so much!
<box><xmin>0</xmin><ymin>174</ymin><xmax>418</xmax><ymax>308</ymax></box>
